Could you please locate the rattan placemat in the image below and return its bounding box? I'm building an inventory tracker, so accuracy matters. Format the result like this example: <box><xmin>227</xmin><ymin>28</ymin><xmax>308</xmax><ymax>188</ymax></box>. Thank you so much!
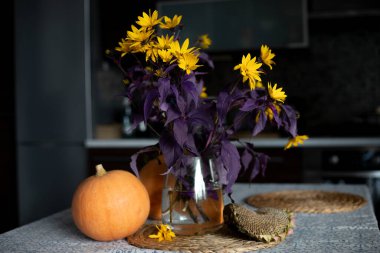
<box><xmin>246</xmin><ymin>190</ymin><xmax>367</xmax><ymax>213</ymax></box>
<box><xmin>127</xmin><ymin>224</ymin><xmax>285</xmax><ymax>253</ymax></box>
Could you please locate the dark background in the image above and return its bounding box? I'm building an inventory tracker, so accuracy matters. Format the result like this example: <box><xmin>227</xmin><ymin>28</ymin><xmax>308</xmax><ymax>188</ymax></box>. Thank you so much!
<box><xmin>93</xmin><ymin>0</ymin><xmax>380</xmax><ymax>138</ymax></box>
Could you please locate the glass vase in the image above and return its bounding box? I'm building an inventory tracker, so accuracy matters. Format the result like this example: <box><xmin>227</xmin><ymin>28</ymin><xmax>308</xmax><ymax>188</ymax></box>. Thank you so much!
<box><xmin>161</xmin><ymin>156</ymin><xmax>224</xmax><ymax>236</ymax></box>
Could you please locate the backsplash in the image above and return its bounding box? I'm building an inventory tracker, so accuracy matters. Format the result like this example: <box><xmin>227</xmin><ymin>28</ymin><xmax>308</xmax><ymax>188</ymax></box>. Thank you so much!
<box><xmin>207</xmin><ymin>16</ymin><xmax>380</xmax><ymax>136</ymax></box>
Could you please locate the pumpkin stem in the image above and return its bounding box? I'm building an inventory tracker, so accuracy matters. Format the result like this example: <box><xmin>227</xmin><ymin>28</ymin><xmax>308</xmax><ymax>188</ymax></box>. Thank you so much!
<box><xmin>95</xmin><ymin>164</ymin><xmax>107</xmax><ymax>177</ymax></box>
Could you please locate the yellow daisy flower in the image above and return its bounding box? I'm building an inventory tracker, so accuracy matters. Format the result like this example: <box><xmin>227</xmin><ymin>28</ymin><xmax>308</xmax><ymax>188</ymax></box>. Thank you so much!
<box><xmin>178</xmin><ymin>53</ymin><xmax>202</xmax><ymax>75</ymax></box>
<box><xmin>144</xmin><ymin>42</ymin><xmax>159</xmax><ymax>62</ymax></box>
<box><xmin>127</xmin><ymin>25</ymin><xmax>154</xmax><ymax>52</ymax></box>
<box><xmin>115</xmin><ymin>38</ymin><xmax>132</xmax><ymax>57</ymax></box>
<box><xmin>233</xmin><ymin>53</ymin><xmax>263</xmax><ymax>90</ymax></box>
<box><xmin>158</xmin><ymin>49</ymin><xmax>173</xmax><ymax>63</ymax></box>
<box><xmin>136</xmin><ymin>10</ymin><xmax>162</xmax><ymax>29</ymax></box>
<box><xmin>284</xmin><ymin>135</ymin><xmax>309</xmax><ymax>150</ymax></box>
<box><xmin>159</xmin><ymin>15</ymin><xmax>182</xmax><ymax>29</ymax></box>
<box><xmin>260</xmin><ymin>45</ymin><xmax>276</xmax><ymax>70</ymax></box>
<box><xmin>169</xmin><ymin>38</ymin><xmax>197</xmax><ymax>58</ymax></box>
<box><xmin>198</xmin><ymin>34</ymin><xmax>212</xmax><ymax>49</ymax></box>
<box><xmin>156</xmin><ymin>35</ymin><xmax>174</xmax><ymax>50</ymax></box>
<box><xmin>268</xmin><ymin>82</ymin><xmax>287</xmax><ymax>103</ymax></box>
<box><xmin>149</xmin><ymin>224</ymin><xmax>176</xmax><ymax>242</ymax></box>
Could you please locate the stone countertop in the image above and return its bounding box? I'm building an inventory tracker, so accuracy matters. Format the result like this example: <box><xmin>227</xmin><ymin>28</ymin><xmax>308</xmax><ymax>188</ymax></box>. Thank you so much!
<box><xmin>1</xmin><ymin>183</ymin><xmax>379</xmax><ymax>253</ymax></box>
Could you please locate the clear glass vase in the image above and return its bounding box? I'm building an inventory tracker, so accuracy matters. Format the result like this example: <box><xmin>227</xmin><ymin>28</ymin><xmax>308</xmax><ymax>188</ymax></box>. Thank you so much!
<box><xmin>161</xmin><ymin>156</ymin><xmax>224</xmax><ymax>236</ymax></box>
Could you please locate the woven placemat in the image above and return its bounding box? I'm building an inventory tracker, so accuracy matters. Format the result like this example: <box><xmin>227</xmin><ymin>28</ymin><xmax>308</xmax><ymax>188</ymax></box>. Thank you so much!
<box><xmin>246</xmin><ymin>190</ymin><xmax>367</xmax><ymax>213</ymax></box>
<box><xmin>127</xmin><ymin>224</ymin><xmax>285</xmax><ymax>253</ymax></box>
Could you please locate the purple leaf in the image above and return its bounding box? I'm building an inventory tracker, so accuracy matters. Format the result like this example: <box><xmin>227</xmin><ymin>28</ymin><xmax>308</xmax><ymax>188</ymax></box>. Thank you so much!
<box><xmin>216</xmin><ymin>92</ymin><xmax>231</xmax><ymax>124</ymax></box>
<box><xmin>184</xmin><ymin>133</ymin><xmax>199</xmax><ymax>155</ymax></box>
<box><xmin>171</xmin><ymin>85</ymin><xmax>187</xmax><ymax>115</ymax></box>
<box><xmin>158</xmin><ymin>78</ymin><xmax>171</xmax><ymax>111</ymax></box>
<box><xmin>252</xmin><ymin>110</ymin><xmax>267</xmax><ymax>136</ymax></box>
<box><xmin>233</xmin><ymin>111</ymin><xmax>248</xmax><ymax>131</ymax></box>
<box><xmin>143</xmin><ymin>89</ymin><xmax>159</xmax><ymax>123</ymax></box>
<box><xmin>129</xmin><ymin>113</ymin><xmax>144</xmax><ymax>132</ymax></box>
<box><xmin>195</xmin><ymin>79</ymin><xmax>204</xmax><ymax>95</ymax></box>
<box><xmin>198</xmin><ymin>52</ymin><xmax>215</xmax><ymax>69</ymax></box>
<box><xmin>221</xmin><ymin>140</ymin><xmax>241</xmax><ymax>194</ymax></box>
<box><xmin>240</xmin><ymin>143</ymin><xmax>269</xmax><ymax>181</ymax></box>
<box><xmin>173</xmin><ymin>118</ymin><xmax>188</xmax><ymax>147</ymax></box>
<box><xmin>257</xmin><ymin>152</ymin><xmax>269</xmax><ymax>177</ymax></box>
<box><xmin>159</xmin><ymin>132</ymin><xmax>183</xmax><ymax>168</ymax></box>
<box><xmin>241</xmin><ymin>148</ymin><xmax>253</xmax><ymax>171</ymax></box>
<box><xmin>268</xmin><ymin>103</ymin><xmax>281</xmax><ymax>127</ymax></box>
<box><xmin>165</xmin><ymin>107</ymin><xmax>181</xmax><ymax>126</ymax></box>
<box><xmin>240</xmin><ymin>98</ymin><xmax>260</xmax><ymax>112</ymax></box>
<box><xmin>164</xmin><ymin>64</ymin><xmax>177</xmax><ymax>74</ymax></box>
<box><xmin>280</xmin><ymin>104</ymin><xmax>298</xmax><ymax>137</ymax></box>
<box><xmin>215</xmin><ymin>156</ymin><xmax>228</xmax><ymax>185</ymax></box>
<box><xmin>188</xmin><ymin>105</ymin><xmax>214</xmax><ymax>130</ymax></box>
<box><xmin>130</xmin><ymin>145</ymin><xmax>159</xmax><ymax>177</ymax></box>
<box><xmin>182</xmin><ymin>80</ymin><xmax>199</xmax><ymax>106</ymax></box>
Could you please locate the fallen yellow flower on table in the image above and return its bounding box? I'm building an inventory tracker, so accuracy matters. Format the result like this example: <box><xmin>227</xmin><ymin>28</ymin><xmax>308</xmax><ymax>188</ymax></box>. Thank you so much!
<box><xmin>149</xmin><ymin>224</ymin><xmax>176</xmax><ymax>242</ymax></box>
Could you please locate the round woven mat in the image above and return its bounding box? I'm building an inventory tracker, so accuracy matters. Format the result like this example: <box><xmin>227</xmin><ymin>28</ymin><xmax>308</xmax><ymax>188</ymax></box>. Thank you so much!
<box><xmin>127</xmin><ymin>224</ymin><xmax>284</xmax><ymax>253</ymax></box>
<box><xmin>246</xmin><ymin>190</ymin><xmax>367</xmax><ymax>213</ymax></box>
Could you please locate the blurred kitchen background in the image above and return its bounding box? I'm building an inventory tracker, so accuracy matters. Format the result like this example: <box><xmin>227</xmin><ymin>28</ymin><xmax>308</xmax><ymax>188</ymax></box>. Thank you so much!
<box><xmin>2</xmin><ymin>0</ymin><xmax>380</xmax><ymax>233</ymax></box>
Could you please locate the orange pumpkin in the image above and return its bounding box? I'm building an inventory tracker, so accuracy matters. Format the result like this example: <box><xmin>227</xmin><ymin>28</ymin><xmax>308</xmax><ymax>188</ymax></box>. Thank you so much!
<box><xmin>71</xmin><ymin>164</ymin><xmax>150</xmax><ymax>241</ymax></box>
<box><xmin>139</xmin><ymin>155</ymin><xmax>167</xmax><ymax>220</ymax></box>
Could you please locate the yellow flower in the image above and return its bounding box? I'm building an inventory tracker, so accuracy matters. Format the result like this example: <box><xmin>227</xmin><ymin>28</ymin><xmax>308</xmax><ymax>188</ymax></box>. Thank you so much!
<box><xmin>136</xmin><ymin>10</ymin><xmax>162</xmax><ymax>29</ymax></box>
<box><xmin>256</xmin><ymin>81</ymin><xmax>265</xmax><ymax>89</ymax></box>
<box><xmin>200</xmin><ymin>86</ymin><xmax>208</xmax><ymax>98</ymax></box>
<box><xmin>169</xmin><ymin>38</ymin><xmax>197</xmax><ymax>58</ymax></box>
<box><xmin>265</xmin><ymin>104</ymin><xmax>281</xmax><ymax>121</ymax></box>
<box><xmin>144</xmin><ymin>42</ymin><xmax>159</xmax><ymax>62</ymax></box>
<box><xmin>268</xmin><ymin>82</ymin><xmax>287</xmax><ymax>103</ymax></box>
<box><xmin>160</xmin><ymin>15</ymin><xmax>182</xmax><ymax>29</ymax></box>
<box><xmin>115</xmin><ymin>38</ymin><xmax>132</xmax><ymax>57</ymax></box>
<box><xmin>158</xmin><ymin>49</ymin><xmax>173</xmax><ymax>63</ymax></box>
<box><xmin>127</xmin><ymin>25</ymin><xmax>154</xmax><ymax>52</ymax></box>
<box><xmin>149</xmin><ymin>224</ymin><xmax>176</xmax><ymax>242</ymax></box>
<box><xmin>156</xmin><ymin>35</ymin><xmax>174</xmax><ymax>50</ymax></box>
<box><xmin>260</xmin><ymin>45</ymin><xmax>275</xmax><ymax>70</ymax></box>
<box><xmin>178</xmin><ymin>53</ymin><xmax>202</xmax><ymax>75</ymax></box>
<box><xmin>284</xmin><ymin>135</ymin><xmax>309</xmax><ymax>150</ymax></box>
<box><xmin>198</xmin><ymin>34</ymin><xmax>212</xmax><ymax>49</ymax></box>
<box><xmin>233</xmin><ymin>53</ymin><xmax>263</xmax><ymax>90</ymax></box>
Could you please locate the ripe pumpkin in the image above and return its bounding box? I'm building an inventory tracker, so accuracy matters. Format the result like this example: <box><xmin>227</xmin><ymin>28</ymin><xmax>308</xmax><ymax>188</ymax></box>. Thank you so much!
<box><xmin>71</xmin><ymin>164</ymin><xmax>150</xmax><ymax>241</ymax></box>
<box><xmin>139</xmin><ymin>155</ymin><xmax>167</xmax><ymax>220</ymax></box>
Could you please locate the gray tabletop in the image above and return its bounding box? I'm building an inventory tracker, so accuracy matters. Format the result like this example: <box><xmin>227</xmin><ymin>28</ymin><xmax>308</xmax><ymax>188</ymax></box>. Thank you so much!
<box><xmin>1</xmin><ymin>183</ymin><xmax>380</xmax><ymax>253</ymax></box>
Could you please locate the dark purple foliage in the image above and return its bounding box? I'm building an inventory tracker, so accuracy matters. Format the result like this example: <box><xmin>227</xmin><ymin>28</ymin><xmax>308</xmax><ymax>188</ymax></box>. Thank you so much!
<box><xmin>109</xmin><ymin>22</ymin><xmax>304</xmax><ymax>198</ymax></box>
<box><xmin>241</xmin><ymin>143</ymin><xmax>269</xmax><ymax>181</ymax></box>
<box><xmin>144</xmin><ymin>89</ymin><xmax>159</xmax><ymax>123</ymax></box>
<box><xmin>220</xmin><ymin>140</ymin><xmax>241</xmax><ymax>194</ymax></box>
<box><xmin>280</xmin><ymin>104</ymin><xmax>298</xmax><ymax>137</ymax></box>
<box><xmin>252</xmin><ymin>110</ymin><xmax>267</xmax><ymax>136</ymax></box>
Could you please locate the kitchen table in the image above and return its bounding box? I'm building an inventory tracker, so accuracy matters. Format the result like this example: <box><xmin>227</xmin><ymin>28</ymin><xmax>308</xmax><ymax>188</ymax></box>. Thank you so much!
<box><xmin>1</xmin><ymin>183</ymin><xmax>379</xmax><ymax>253</ymax></box>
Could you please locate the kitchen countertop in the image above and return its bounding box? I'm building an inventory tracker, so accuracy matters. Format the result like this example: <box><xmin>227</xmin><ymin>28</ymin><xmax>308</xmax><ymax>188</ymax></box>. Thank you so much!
<box><xmin>1</xmin><ymin>183</ymin><xmax>379</xmax><ymax>252</ymax></box>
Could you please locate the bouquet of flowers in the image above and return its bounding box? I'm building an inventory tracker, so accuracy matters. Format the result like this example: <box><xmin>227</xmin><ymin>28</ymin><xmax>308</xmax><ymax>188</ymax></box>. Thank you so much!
<box><xmin>107</xmin><ymin>10</ymin><xmax>308</xmax><ymax>197</ymax></box>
